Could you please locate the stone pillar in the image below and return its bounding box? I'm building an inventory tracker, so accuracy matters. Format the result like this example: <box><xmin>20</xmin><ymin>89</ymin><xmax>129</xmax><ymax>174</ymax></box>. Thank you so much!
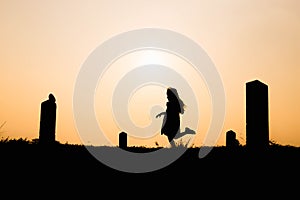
<box><xmin>246</xmin><ymin>80</ymin><xmax>269</xmax><ymax>151</ymax></box>
<box><xmin>226</xmin><ymin>130</ymin><xmax>239</xmax><ymax>148</ymax></box>
<box><xmin>119</xmin><ymin>132</ymin><xmax>127</xmax><ymax>149</ymax></box>
<box><xmin>39</xmin><ymin>93</ymin><xmax>57</xmax><ymax>144</ymax></box>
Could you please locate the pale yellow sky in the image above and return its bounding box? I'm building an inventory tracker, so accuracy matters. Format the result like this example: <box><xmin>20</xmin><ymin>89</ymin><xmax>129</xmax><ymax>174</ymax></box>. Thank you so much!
<box><xmin>1</xmin><ymin>0</ymin><xmax>299</xmax><ymax>147</ymax></box>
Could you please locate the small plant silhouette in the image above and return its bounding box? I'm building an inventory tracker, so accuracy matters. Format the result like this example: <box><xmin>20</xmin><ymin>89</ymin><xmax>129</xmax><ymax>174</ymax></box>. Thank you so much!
<box><xmin>0</xmin><ymin>121</ymin><xmax>6</xmax><ymax>134</ymax></box>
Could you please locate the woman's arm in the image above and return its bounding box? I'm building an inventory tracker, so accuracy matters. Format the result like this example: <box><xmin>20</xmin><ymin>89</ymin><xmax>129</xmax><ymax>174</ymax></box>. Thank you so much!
<box><xmin>156</xmin><ymin>112</ymin><xmax>166</xmax><ymax>118</ymax></box>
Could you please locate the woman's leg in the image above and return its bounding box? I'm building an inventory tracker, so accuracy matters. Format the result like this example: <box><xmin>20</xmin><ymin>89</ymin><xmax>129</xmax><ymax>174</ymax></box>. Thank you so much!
<box><xmin>168</xmin><ymin>136</ymin><xmax>176</xmax><ymax>147</ymax></box>
<box><xmin>168</xmin><ymin>133</ymin><xmax>178</xmax><ymax>147</ymax></box>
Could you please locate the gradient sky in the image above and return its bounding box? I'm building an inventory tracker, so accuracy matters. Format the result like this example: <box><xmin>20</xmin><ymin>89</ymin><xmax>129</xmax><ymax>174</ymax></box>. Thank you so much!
<box><xmin>1</xmin><ymin>0</ymin><xmax>299</xmax><ymax>147</ymax></box>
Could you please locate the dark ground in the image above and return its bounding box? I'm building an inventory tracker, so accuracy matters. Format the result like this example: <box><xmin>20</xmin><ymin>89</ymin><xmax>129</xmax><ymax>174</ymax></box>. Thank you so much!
<box><xmin>1</xmin><ymin>139</ymin><xmax>299</xmax><ymax>198</ymax></box>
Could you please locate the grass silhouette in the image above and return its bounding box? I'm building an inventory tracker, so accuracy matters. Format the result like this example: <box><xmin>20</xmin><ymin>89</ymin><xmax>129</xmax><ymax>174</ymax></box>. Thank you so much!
<box><xmin>0</xmin><ymin>137</ymin><xmax>299</xmax><ymax>197</ymax></box>
<box><xmin>1</xmin><ymin>137</ymin><xmax>299</xmax><ymax>169</ymax></box>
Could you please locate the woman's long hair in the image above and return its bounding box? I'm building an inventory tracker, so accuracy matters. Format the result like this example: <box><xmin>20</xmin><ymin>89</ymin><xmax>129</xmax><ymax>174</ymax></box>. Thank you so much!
<box><xmin>167</xmin><ymin>87</ymin><xmax>186</xmax><ymax>114</ymax></box>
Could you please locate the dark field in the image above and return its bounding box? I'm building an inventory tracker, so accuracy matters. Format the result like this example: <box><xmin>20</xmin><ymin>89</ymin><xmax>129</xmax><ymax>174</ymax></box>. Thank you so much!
<box><xmin>1</xmin><ymin>138</ymin><xmax>299</xmax><ymax>198</ymax></box>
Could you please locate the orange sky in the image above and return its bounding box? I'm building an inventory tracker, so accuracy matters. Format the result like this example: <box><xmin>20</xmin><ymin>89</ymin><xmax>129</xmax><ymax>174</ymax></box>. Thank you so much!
<box><xmin>1</xmin><ymin>0</ymin><xmax>299</xmax><ymax>147</ymax></box>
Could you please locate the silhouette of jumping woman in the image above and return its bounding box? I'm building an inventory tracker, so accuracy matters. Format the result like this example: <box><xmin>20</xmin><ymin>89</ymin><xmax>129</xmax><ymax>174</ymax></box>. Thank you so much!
<box><xmin>156</xmin><ymin>87</ymin><xmax>185</xmax><ymax>147</ymax></box>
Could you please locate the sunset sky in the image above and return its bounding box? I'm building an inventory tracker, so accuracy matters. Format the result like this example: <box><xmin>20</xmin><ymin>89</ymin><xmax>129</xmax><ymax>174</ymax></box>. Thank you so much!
<box><xmin>1</xmin><ymin>0</ymin><xmax>299</xmax><ymax>147</ymax></box>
